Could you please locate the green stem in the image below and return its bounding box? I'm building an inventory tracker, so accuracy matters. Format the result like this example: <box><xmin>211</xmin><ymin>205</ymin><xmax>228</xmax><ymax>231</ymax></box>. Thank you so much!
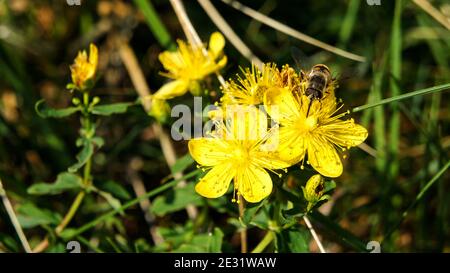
<box><xmin>352</xmin><ymin>82</ymin><xmax>450</xmax><ymax>112</ymax></box>
<box><xmin>251</xmin><ymin>231</ymin><xmax>274</xmax><ymax>253</ymax></box>
<box><xmin>55</xmin><ymin>91</ymin><xmax>93</xmax><ymax>234</ymax></box>
<box><xmin>55</xmin><ymin>191</ymin><xmax>86</xmax><ymax>234</ymax></box>
<box><xmin>83</xmin><ymin>158</ymin><xmax>92</xmax><ymax>186</ymax></box>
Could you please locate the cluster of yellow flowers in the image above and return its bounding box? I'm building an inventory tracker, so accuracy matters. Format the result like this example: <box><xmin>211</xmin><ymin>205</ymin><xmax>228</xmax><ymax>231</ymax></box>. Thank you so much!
<box><xmin>68</xmin><ymin>35</ymin><xmax>368</xmax><ymax>205</ymax></box>
<box><xmin>189</xmin><ymin>61</ymin><xmax>368</xmax><ymax>203</ymax></box>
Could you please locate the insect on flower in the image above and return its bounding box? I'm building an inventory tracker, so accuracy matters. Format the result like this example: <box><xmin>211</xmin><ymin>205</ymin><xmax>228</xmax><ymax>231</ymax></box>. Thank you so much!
<box><xmin>264</xmin><ymin>86</ymin><xmax>368</xmax><ymax>178</ymax></box>
<box><xmin>69</xmin><ymin>43</ymin><xmax>98</xmax><ymax>91</ymax></box>
<box><xmin>153</xmin><ymin>32</ymin><xmax>227</xmax><ymax>100</ymax></box>
<box><xmin>188</xmin><ymin>105</ymin><xmax>290</xmax><ymax>203</ymax></box>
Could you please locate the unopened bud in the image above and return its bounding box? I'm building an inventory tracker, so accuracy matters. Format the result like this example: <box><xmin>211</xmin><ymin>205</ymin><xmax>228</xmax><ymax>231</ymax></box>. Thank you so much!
<box><xmin>302</xmin><ymin>174</ymin><xmax>325</xmax><ymax>204</ymax></box>
<box><xmin>149</xmin><ymin>98</ymin><xmax>170</xmax><ymax>123</ymax></box>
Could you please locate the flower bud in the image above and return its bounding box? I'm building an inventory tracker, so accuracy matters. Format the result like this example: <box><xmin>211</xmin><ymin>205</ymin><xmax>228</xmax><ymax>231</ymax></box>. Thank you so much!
<box><xmin>72</xmin><ymin>97</ymin><xmax>81</xmax><ymax>105</ymax></box>
<box><xmin>302</xmin><ymin>174</ymin><xmax>325</xmax><ymax>211</ymax></box>
<box><xmin>149</xmin><ymin>98</ymin><xmax>170</xmax><ymax>123</ymax></box>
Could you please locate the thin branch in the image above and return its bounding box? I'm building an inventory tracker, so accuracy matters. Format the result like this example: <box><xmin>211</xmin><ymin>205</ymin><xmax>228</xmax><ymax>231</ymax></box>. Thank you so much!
<box><xmin>0</xmin><ymin>179</ymin><xmax>32</xmax><ymax>253</ymax></box>
<box><xmin>197</xmin><ymin>0</ymin><xmax>263</xmax><ymax>68</ymax></box>
<box><xmin>303</xmin><ymin>215</ymin><xmax>326</xmax><ymax>253</ymax></box>
<box><xmin>221</xmin><ymin>0</ymin><xmax>366</xmax><ymax>62</ymax></box>
<box><xmin>117</xmin><ymin>37</ymin><xmax>198</xmax><ymax>219</ymax></box>
<box><xmin>413</xmin><ymin>0</ymin><xmax>450</xmax><ymax>30</ymax></box>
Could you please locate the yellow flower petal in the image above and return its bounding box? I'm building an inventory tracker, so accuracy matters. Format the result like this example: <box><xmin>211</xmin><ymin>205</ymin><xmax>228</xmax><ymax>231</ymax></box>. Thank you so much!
<box><xmin>236</xmin><ymin>166</ymin><xmax>272</xmax><ymax>203</ymax></box>
<box><xmin>322</xmin><ymin>121</ymin><xmax>368</xmax><ymax>148</ymax></box>
<box><xmin>307</xmin><ymin>137</ymin><xmax>343</xmax><ymax>178</ymax></box>
<box><xmin>195</xmin><ymin>163</ymin><xmax>235</xmax><ymax>198</ymax></box>
<box><xmin>264</xmin><ymin>87</ymin><xmax>301</xmax><ymax>124</ymax></box>
<box><xmin>153</xmin><ymin>79</ymin><xmax>189</xmax><ymax>100</ymax></box>
<box><xmin>263</xmin><ymin>126</ymin><xmax>306</xmax><ymax>165</ymax></box>
<box><xmin>88</xmin><ymin>43</ymin><xmax>98</xmax><ymax>76</ymax></box>
<box><xmin>188</xmin><ymin>138</ymin><xmax>231</xmax><ymax>166</ymax></box>
<box><xmin>209</xmin><ymin>32</ymin><xmax>225</xmax><ymax>59</ymax></box>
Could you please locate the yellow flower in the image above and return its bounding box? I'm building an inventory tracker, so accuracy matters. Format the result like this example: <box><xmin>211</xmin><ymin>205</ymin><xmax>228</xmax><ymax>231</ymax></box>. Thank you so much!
<box><xmin>221</xmin><ymin>63</ymin><xmax>279</xmax><ymax>105</ymax></box>
<box><xmin>154</xmin><ymin>32</ymin><xmax>227</xmax><ymax>100</ymax></box>
<box><xmin>70</xmin><ymin>43</ymin><xmax>98</xmax><ymax>91</ymax></box>
<box><xmin>221</xmin><ymin>64</ymin><xmax>302</xmax><ymax>106</ymax></box>
<box><xmin>188</xmin><ymin>105</ymin><xmax>290</xmax><ymax>203</ymax></box>
<box><xmin>264</xmin><ymin>87</ymin><xmax>368</xmax><ymax>178</ymax></box>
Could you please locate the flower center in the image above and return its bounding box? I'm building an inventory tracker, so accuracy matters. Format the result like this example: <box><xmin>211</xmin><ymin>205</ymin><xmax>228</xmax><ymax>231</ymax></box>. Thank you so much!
<box><xmin>233</xmin><ymin>146</ymin><xmax>251</xmax><ymax>166</ymax></box>
<box><xmin>305</xmin><ymin>116</ymin><xmax>318</xmax><ymax>130</ymax></box>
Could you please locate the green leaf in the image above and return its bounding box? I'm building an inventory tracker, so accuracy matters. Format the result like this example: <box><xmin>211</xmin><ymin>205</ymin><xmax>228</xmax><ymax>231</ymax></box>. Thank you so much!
<box><xmin>97</xmin><ymin>190</ymin><xmax>123</xmax><ymax>212</ymax></box>
<box><xmin>27</xmin><ymin>172</ymin><xmax>83</xmax><ymax>195</ymax></box>
<box><xmin>242</xmin><ymin>200</ymin><xmax>266</xmax><ymax>226</ymax></box>
<box><xmin>249</xmin><ymin>206</ymin><xmax>271</xmax><ymax>230</ymax></box>
<box><xmin>151</xmin><ymin>183</ymin><xmax>203</xmax><ymax>216</ymax></box>
<box><xmin>59</xmin><ymin>228</ymin><xmax>79</xmax><ymax>240</ymax></box>
<box><xmin>207</xmin><ymin>227</ymin><xmax>224</xmax><ymax>253</ymax></box>
<box><xmin>173</xmin><ymin>244</ymin><xmax>205</xmax><ymax>253</ymax></box>
<box><xmin>91</xmin><ymin>102</ymin><xmax>133</xmax><ymax>116</ymax></box>
<box><xmin>17</xmin><ymin>203</ymin><xmax>62</xmax><ymax>228</ymax></box>
<box><xmin>35</xmin><ymin>99</ymin><xmax>80</xmax><ymax>118</ymax></box>
<box><xmin>98</xmin><ymin>180</ymin><xmax>131</xmax><ymax>200</ymax></box>
<box><xmin>68</xmin><ymin>142</ymin><xmax>94</xmax><ymax>173</ymax></box>
<box><xmin>170</xmin><ymin>154</ymin><xmax>194</xmax><ymax>174</ymax></box>
<box><xmin>275</xmin><ymin>226</ymin><xmax>310</xmax><ymax>253</ymax></box>
<box><xmin>323</xmin><ymin>180</ymin><xmax>336</xmax><ymax>193</ymax></box>
<box><xmin>0</xmin><ymin>233</ymin><xmax>20</xmax><ymax>252</ymax></box>
<box><xmin>172</xmin><ymin>227</ymin><xmax>224</xmax><ymax>253</ymax></box>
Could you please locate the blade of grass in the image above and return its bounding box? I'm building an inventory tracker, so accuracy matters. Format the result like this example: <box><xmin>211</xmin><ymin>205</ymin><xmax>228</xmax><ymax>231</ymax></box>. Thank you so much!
<box><xmin>388</xmin><ymin>0</ymin><xmax>402</xmax><ymax>180</ymax></box>
<box><xmin>62</xmin><ymin>169</ymin><xmax>201</xmax><ymax>239</ymax></box>
<box><xmin>372</xmin><ymin>57</ymin><xmax>388</xmax><ymax>172</ymax></box>
<box><xmin>133</xmin><ymin>0</ymin><xmax>175</xmax><ymax>49</ymax></box>
<box><xmin>338</xmin><ymin>0</ymin><xmax>360</xmax><ymax>47</ymax></box>
<box><xmin>352</xmin><ymin>82</ymin><xmax>450</xmax><ymax>113</ymax></box>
